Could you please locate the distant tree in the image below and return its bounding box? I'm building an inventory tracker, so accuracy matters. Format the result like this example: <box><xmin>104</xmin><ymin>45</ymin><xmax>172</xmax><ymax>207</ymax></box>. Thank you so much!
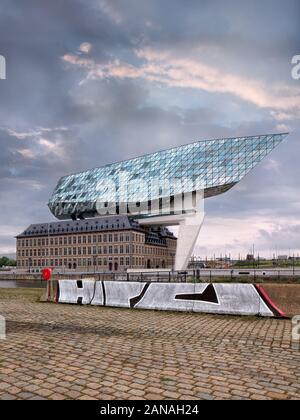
<box><xmin>0</xmin><ymin>257</ymin><xmax>17</xmax><ymax>267</ymax></box>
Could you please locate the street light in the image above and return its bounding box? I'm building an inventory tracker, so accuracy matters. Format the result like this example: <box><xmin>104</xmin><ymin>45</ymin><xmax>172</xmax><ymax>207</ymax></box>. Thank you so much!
<box><xmin>293</xmin><ymin>253</ymin><xmax>295</xmax><ymax>277</ymax></box>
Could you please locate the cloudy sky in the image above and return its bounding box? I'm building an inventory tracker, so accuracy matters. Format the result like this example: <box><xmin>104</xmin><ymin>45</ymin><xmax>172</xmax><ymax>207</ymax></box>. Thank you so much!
<box><xmin>0</xmin><ymin>0</ymin><xmax>299</xmax><ymax>259</ymax></box>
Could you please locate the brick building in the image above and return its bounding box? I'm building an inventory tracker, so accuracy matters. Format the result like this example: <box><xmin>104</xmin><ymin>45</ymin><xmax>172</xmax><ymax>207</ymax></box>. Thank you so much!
<box><xmin>16</xmin><ymin>216</ymin><xmax>177</xmax><ymax>272</ymax></box>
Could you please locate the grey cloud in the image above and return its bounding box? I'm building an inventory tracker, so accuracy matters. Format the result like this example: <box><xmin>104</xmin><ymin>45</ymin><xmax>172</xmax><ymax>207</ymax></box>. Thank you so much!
<box><xmin>0</xmin><ymin>0</ymin><xmax>299</xmax><ymax>255</ymax></box>
<box><xmin>258</xmin><ymin>224</ymin><xmax>300</xmax><ymax>252</ymax></box>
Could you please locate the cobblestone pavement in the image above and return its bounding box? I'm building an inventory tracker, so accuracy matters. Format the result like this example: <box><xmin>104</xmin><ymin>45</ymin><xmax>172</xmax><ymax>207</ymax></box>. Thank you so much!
<box><xmin>0</xmin><ymin>289</ymin><xmax>299</xmax><ymax>400</ymax></box>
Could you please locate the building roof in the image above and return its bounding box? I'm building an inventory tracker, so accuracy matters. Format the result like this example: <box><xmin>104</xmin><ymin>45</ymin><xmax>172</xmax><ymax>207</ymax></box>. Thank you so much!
<box><xmin>16</xmin><ymin>216</ymin><xmax>176</xmax><ymax>244</ymax></box>
<box><xmin>145</xmin><ymin>228</ymin><xmax>176</xmax><ymax>247</ymax></box>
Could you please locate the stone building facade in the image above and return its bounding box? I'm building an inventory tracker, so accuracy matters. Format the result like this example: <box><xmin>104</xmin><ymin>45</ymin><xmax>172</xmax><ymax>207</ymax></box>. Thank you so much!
<box><xmin>16</xmin><ymin>216</ymin><xmax>177</xmax><ymax>272</ymax></box>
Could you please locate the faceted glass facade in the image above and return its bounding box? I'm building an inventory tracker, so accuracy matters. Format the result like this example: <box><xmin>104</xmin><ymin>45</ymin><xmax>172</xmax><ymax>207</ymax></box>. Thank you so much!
<box><xmin>48</xmin><ymin>133</ymin><xmax>288</xmax><ymax>220</ymax></box>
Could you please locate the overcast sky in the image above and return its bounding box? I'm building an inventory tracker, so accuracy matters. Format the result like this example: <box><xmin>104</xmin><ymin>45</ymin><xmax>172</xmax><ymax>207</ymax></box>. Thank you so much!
<box><xmin>0</xmin><ymin>0</ymin><xmax>299</xmax><ymax>258</ymax></box>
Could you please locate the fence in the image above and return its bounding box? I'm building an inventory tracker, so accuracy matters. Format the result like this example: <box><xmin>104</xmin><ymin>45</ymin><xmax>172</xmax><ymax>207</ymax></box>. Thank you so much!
<box><xmin>1</xmin><ymin>268</ymin><xmax>300</xmax><ymax>284</ymax></box>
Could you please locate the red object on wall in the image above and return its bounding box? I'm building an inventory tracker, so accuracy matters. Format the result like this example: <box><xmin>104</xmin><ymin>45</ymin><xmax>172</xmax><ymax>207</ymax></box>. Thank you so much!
<box><xmin>41</xmin><ymin>267</ymin><xmax>52</xmax><ymax>281</ymax></box>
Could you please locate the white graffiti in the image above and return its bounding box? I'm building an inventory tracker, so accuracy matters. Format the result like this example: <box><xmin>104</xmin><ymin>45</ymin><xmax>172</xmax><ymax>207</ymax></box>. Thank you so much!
<box><xmin>58</xmin><ymin>280</ymin><xmax>278</xmax><ymax>317</ymax></box>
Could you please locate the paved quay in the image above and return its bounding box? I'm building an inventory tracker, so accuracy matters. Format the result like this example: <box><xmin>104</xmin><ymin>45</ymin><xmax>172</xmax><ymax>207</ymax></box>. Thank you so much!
<box><xmin>0</xmin><ymin>288</ymin><xmax>299</xmax><ymax>400</ymax></box>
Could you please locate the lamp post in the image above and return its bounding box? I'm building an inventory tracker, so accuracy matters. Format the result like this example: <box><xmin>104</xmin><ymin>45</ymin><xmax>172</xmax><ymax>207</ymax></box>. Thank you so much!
<box><xmin>293</xmin><ymin>253</ymin><xmax>295</xmax><ymax>276</ymax></box>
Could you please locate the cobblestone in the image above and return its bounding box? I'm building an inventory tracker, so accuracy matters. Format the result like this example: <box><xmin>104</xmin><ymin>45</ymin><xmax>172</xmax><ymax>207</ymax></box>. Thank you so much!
<box><xmin>0</xmin><ymin>289</ymin><xmax>299</xmax><ymax>400</ymax></box>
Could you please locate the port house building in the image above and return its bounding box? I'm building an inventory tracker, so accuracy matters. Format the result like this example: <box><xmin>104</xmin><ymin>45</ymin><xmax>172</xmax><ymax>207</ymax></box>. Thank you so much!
<box><xmin>16</xmin><ymin>133</ymin><xmax>288</xmax><ymax>272</ymax></box>
<box><xmin>16</xmin><ymin>216</ymin><xmax>177</xmax><ymax>271</ymax></box>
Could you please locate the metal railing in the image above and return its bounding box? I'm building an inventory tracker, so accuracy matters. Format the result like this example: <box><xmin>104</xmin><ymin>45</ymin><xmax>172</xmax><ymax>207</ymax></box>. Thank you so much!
<box><xmin>1</xmin><ymin>268</ymin><xmax>300</xmax><ymax>283</ymax></box>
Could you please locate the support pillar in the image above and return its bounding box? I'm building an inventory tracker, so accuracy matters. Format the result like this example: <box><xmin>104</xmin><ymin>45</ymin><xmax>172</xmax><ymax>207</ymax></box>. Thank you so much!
<box><xmin>174</xmin><ymin>212</ymin><xmax>205</xmax><ymax>271</ymax></box>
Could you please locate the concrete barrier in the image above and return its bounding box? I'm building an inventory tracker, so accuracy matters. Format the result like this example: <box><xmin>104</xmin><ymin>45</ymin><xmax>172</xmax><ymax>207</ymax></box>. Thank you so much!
<box><xmin>134</xmin><ymin>283</ymin><xmax>276</xmax><ymax>317</ymax></box>
<box><xmin>104</xmin><ymin>281</ymin><xmax>148</xmax><ymax>308</ymax></box>
<box><xmin>57</xmin><ymin>280</ymin><xmax>286</xmax><ymax>318</ymax></box>
<box><xmin>58</xmin><ymin>279</ymin><xmax>97</xmax><ymax>305</ymax></box>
